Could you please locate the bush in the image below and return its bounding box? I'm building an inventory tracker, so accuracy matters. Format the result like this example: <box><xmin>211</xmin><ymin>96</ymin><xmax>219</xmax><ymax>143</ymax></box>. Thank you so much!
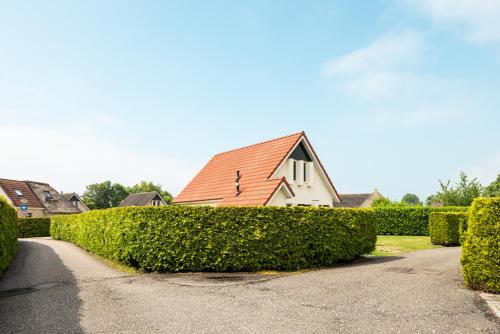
<box><xmin>0</xmin><ymin>197</ymin><xmax>19</xmax><ymax>275</ymax></box>
<box><xmin>51</xmin><ymin>206</ymin><xmax>377</xmax><ymax>272</ymax></box>
<box><xmin>458</xmin><ymin>211</ymin><xmax>469</xmax><ymax>244</ymax></box>
<box><xmin>17</xmin><ymin>218</ymin><xmax>51</xmax><ymax>238</ymax></box>
<box><xmin>429</xmin><ymin>212</ymin><xmax>467</xmax><ymax>246</ymax></box>
<box><xmin>374</xmin><ymin>206</ymin><xmax>468</xmax><ymax>236</ymax></box>
<box><xmin>461</xmin><ymin>197</ymin><xmax>500</xmax><ymax>293</ymax></box>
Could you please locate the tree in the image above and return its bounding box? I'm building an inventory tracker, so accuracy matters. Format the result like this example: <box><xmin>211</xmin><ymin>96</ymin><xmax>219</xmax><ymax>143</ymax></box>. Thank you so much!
<box><xmin>401</xmin><ymin>193</ymin><xmax>422</xmax><ymax>206</ymax></box>
<box><xmin>371</xmin><ymin>197</ymin><xmax>409</xmax><ymax>207</ymax></box>
<box><xmin>427</xmin><ymin>172</ymin><xmax>482</xmax><ymax>206</ymax></box>
<box><xmin>82</xmin><ymin>181</ymin><xmax>129</xmax><ymax>209</ymax></box>
<box><xmin>128</xmin><ymin>181</ymin><xmax>173</xmax><ymax>204</ymax></box>
<box><xmin>483</xmin><ymin>173</ymin><xmax>500</xmax><ymax>197</ymax></box>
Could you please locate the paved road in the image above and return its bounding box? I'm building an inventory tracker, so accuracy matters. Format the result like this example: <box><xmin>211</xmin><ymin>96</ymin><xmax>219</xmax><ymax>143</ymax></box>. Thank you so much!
<box><xmin>0</xmin><ymin>238</ymin><xmax>498</xmax><ymax>334</ymax></box>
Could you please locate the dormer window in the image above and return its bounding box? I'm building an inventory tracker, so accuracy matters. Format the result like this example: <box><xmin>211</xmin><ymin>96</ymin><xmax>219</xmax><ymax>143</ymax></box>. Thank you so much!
<box><xmin>14</xmin><ymin>189</ymin><xmax>23</xmax><ymax>196</ymax></box>
<box><xmin>43</xmin><ymin>191</ymin><xmax>53</xmax><ymax>200</ymax></box>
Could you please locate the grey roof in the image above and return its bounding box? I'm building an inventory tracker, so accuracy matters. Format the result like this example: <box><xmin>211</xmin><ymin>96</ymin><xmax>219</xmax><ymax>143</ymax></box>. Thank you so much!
<box><xmin>25</xmin><ymin>181</ymin><xmax>82</xmax><ymax>214</ymax></box>
<box><xmin>333</xmin><ymin>194</ymin><xmax>372</xmax><ymax>208</ymax></box>
<box><xmin>119</xmin><ymin>192</ymin><xmax>164</xmax><ymax>207</ymax></box>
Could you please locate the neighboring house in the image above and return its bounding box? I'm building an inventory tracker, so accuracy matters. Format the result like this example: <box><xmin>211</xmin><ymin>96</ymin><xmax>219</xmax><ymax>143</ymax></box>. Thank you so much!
<box><xmin>173</xmin><ymin>131</ymin><xmax>340</xmax><ymax>207</ymax></box>
<box><xmin>332</xmin><ymin>189</ymin><xmax>384</xmax><ymax>208</ymax></box>
<box><xmin>0</xmin><ymin>178</ymin><xmax>83</xmax><ymax>217</ymax></box>
<box><xmin>0</xmin><ymin>178</ymin><xmax>46</xmax><ymax>217</ymax></box>
<box><xmin>62</xmin><ymin>192</ymin><xmax>90</xmax><ymax>212</ymax></box>
<box><xmin>119</xmin><ymin>191</ymin><xmax>168</xmax><ymax>207</ymax></box>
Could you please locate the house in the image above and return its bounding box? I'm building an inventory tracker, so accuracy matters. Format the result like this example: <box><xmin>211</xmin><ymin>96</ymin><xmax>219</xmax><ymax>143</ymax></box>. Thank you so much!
<box><xmin>119</xmin><ymin>191</ymin><xmax>168</xmax><ymax>207</ymax></box>
<box><xmin>0</xmin><ymin>178</ymin><xmax>83</xmax><ymax>217</ymax></box>
<box><xmin>332</xmin><ymin>189</ymin><xmax>384</xmax><ymax>208</ymax></box>
<box><xmin>173</xmin><ymin>131</ymin><xmax>341</xmax><ymax>207</ymax></box>
<box><xmin>62</xmin><ymin>192</ymin><xmax>90</xmax><ymax>212</ymax></box>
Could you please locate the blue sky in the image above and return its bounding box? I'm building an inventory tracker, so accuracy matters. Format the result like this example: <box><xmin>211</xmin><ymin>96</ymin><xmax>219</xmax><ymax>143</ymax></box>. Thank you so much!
<box><xmin>1</xmin><ymin>0</ymin><xmax>499</xmax><ymax>201</ymax></box>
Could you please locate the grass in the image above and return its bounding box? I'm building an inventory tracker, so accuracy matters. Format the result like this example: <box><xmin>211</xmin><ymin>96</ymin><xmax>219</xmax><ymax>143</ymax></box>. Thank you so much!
<box><xmin>371</xmin><ymin>235</ymin><xmax>442</xmax><ymax>256</ymax></box>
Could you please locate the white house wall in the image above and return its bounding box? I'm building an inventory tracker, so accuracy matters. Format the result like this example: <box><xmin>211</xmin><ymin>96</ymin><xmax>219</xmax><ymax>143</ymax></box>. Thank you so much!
<box><xmin>273</xmin><ymin>157</ymin><xmax>335</xmax><ymax>207</ymax></box>
<box><xmin>267</xmin><ymin>187</ymin><xmax>290</xmax><ymax>206</ymax></box>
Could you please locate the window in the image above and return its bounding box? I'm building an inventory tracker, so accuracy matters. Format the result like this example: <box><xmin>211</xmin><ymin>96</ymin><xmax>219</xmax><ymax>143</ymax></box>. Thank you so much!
<box><xmin>72</xmin><ymin>201</ymin><xmax>79</xmax><ymax>207</ymax></box>
<box><xmin>293</xmin><ymin>161</ymin><xmax>297</xmax><ymax>181</ymax></box>
<box><xmin>14</xmin><ymin>189</ymin><xmax>23</xmax><ymax>196</ymax></box>
<box><xmin>303</xmin><ymin>162</ymin><xmax>307</xmax><ymax>182</ymax></box>
<box><xmin>43</xmin><ymin>191</ymin><xmax>53</xmax><ymax>200</ymax></box>
<box><xmin>297</xmin><ymin>204</ymin><xmax>312</xmax><ymax>207</ymax></box>
<box><xmin>286</xmin><ymin>203</ymin><xmax>293</xmax><ymax>207</ymax></box>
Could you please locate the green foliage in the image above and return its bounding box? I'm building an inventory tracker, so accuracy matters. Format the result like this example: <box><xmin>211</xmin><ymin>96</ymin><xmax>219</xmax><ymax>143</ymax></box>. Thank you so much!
<box><xmin>483</xmin><ymin>174</ymin><xmax>500</xmax><ymax>197</ymax></box>
<box><xmin>82</xmin><ymin>181</ymin><xmax>129</xmax><ymax>209</ymax></box>
<box><xmin>0</xmin><ymin>197</ymin><xmax>19</xmax><ymax>275</ymax></box>
<box><xmin>371</xmin><ymin>198</ymin><xmax>410</xmax><ymax>208</ymax></box>
<box><xmin>374</xmin><ymin>206</ymin><xmax>468</xmax><ymax>236</ymax></box>
<box><xmin>401</xmin><ymin>193</ymin><xmax>422</xmax><ymax>206</ymax></box>
<box><xmin>51</xmin><ymin>206</ymin><xmax>377</xmax><ymax>272</ymax></box>
<box><xmin>17</xmin><ymin>218</ymin><xmax>51</xmax><ymax>238</ymax></box>
<box><xmin>461</xmin><ymin>197</ymin><xmax>500</xmax><ymax>293</ymax></box>
<box><xmin>429</xmin><ymin>212</ymin><xmax>467</xmax><ymax>246</ymax></box>
<box><xmin>427</xmin><ymin>172</ymin><xmax>483</xmax><ymax>206</ymax></box>
<box><xmin>128</xmin><ymin>181</ymin><xmax>172</xmax><ymax>204</ymax></box>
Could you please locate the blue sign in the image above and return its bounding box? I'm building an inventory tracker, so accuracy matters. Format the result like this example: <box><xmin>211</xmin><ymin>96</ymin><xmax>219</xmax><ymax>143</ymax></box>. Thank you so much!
<box><xmin>20</xmin><ymin>204</ymin><xmax>28</xmax><ymax>211</ymax></box>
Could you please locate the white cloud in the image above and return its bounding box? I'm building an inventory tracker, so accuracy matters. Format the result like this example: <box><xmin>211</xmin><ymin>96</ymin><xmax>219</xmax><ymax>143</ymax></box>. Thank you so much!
<box><xmin>404</xmin><ymin>0</ymin><xmax>500</xmax><ymax>44</ymax></box>
<box><xmin>0</xmin><ymin>125</ymin><xmax>197</xmax><ymax>196</ymax></box>
<box><xmin>321</xmin><ymin>30</ymin><xmax>424</xmax><ymax>100</ymax></box>
<box><xmin>373</xmin><ymin>104</ymin><xmax>467</xmax><ymax>127</ymax></box>
<box><xmin>467</xmin><ymin>153</ymin><xmax>500</xmax><ymax>185</ymax></box>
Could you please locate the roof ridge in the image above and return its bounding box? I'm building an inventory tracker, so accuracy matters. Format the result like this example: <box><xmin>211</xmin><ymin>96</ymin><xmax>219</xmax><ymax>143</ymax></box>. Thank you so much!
<box><xmin>0</xmin><ymin>177</ymin><xmax>26</xmax><ymax>183</ymax></box>
<box><xmin>128</xmin><ymin>191</ymin><xmax>158</xmax><ymax>195</ymax></box>
<box><xmin>214</xmin><ymin>131</ymin><xmax>304</xmax><ymax>156</ymax></box>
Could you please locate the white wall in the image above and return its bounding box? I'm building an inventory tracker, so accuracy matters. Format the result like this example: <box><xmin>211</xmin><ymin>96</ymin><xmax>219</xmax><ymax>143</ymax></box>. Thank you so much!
<box><xmin>267</xmin><ymin>187</ymin><xmax>290</xmax><ymax>206</ymax></box>
<box><xmin>273</xmin><ymin>157</ymin><xmax>335</xmax><ymax>207</ymax></box>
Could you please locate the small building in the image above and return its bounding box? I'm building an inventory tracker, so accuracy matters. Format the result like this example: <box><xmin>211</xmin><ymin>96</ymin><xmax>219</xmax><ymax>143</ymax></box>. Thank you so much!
<box><xmin>62</xmin><ymin>192</ymin><xmax>90</xmax><ymax>213</ymax></box>
<box><xmin>119</xmin><ymin>191</ymin><xmax>168</xmax><ymax>207</ymax></box>
<box><xmin>0</xmin><ymin>178</ymin><xmax>84</xmax><ymax>217</ymax></box>
<box><xmin>332</xmin><ymin>189</ymin><xmax>384</xmax><ymax>208</ymax></box>
<box><xmin>173</xmin><ymin>131</ymin><xmax>341</xmax><ymax>207</ymax></box>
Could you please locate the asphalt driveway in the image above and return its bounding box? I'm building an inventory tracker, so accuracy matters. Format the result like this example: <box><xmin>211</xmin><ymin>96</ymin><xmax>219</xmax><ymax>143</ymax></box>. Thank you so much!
<box><xmin>0</xmin><ymin>238</ymin><xmax>498</xmax><ymax>334</ymax></box>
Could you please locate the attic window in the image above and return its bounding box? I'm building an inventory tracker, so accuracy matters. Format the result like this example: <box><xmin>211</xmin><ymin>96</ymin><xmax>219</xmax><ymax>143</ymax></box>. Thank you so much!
<box><xmin>43</xmin><ymin>191</ymin><xmax>53</xmax><ymax>200</ymax></box>
<box><xmin>293</xmin><ymin>161</ymin><xmax>297</xmax><ymax>181</ymax></box>
<box><xmin>14</xmin><ymin>190</ymin><xmax>23</xmax><ymax>196</ymax></box>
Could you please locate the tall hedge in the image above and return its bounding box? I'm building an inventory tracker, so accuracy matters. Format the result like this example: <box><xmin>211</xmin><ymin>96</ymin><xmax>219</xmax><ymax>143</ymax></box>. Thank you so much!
<box><xmin>429</xmin><ymin>212</ymin><xmax>467</xmax><ymax>246</ymax></box>
<box><xmin>461</xmin><ymin>197</ymin><xmax>500</xmax><ymax>293</ymax></box>
<box><xmin>0</xmin><ymin>197</ymin><xmax>19</xmax><ymax>275</ymax></box>
<box><xmin>17</xmin><ymin>218</ymin><xmax>51</xmax><ymax>238</ymax></box>
<box><xmin>374</xmin><ymin>206</ymin><xmax>468</xmax><ymax>236</ymax></box>
<box><xmin>51</xmin><ymin>206</ymin><xmax>377</xmax><ymax>272</ymax></box>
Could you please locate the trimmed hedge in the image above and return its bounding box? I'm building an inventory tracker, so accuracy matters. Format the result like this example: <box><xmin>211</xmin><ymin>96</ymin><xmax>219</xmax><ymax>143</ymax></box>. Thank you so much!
<box><xmin>374</xmin><ymin>206</ymin><xmax>468</xmax><ymax>236</ymax></box>
<box><xmin>429</xmin><ymin>212</ymin><xmax>467</xmax><ymax>246</ymax></box>
<box><xmin>0</xmin><ymin>197</ymin><xmax>19</xmax><ymax>275</ymax></box>
<box><xmin>17</xmin><ymin>218</ymin><xmax>51</xmax><ymax>238</ymax></box>
<box><xmin>51</xmin><ymin>206</ymin><xmax>377</xmax><ymax>272</ymax></box>
<box><xmin>461</xmin><ymin>197</ymin><xmax>500</xmax><ymax>293</ymax></box>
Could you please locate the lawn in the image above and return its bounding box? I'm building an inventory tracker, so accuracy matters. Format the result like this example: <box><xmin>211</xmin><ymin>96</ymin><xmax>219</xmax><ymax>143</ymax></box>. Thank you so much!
<box><xmin>371</xmin><ymin>235</ymin><xmax>443</xmax><ymax>256</ymax></box>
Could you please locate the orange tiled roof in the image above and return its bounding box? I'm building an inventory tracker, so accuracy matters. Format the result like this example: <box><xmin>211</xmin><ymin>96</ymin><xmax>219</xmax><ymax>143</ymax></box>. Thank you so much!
<box><xmin>174</xmin><ymin>132</ymin><xmax>304</xmax><ymax>206</ymax></box>
<box><xmin>0</xmin><ymin>178</ymin><xmax>44</xmax><ymax>208</ymax></box>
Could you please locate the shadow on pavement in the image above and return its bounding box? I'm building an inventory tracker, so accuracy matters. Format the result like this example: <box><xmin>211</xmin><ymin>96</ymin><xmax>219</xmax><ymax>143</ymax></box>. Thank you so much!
<box><xmin>0</xmin><ymin>240</ymin><xmax>84</xmax><ymax>334</ymax></box>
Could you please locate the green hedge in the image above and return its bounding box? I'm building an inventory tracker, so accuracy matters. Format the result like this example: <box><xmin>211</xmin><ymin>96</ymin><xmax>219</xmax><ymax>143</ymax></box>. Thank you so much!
<box><xmin>0</xmin><ymin>197</ymin><xmax>19</xmax><ymax>275</ymax></box>
<box><xmin>51</xmin><ymin>206</ymin><xmax>377</xmax><ymax>272</ymax></box>
<box><xmin>17</xmin><ymin>218</ymin><xmax>51</xmax><ymax>238</ymax></box>
<box><xmin>461</xmin><ymin>197</ymin><xmax>500</xmax><ymax>293</ymax></box>
<box><xmin>374</xmin><ymin>206</ymin><xmax>469</xmax><ymax>236</ymax></box>
<box><xmin>429</xmin><ymin>212</ymin><xmax>467</xmax><ymax>246</ymax></box>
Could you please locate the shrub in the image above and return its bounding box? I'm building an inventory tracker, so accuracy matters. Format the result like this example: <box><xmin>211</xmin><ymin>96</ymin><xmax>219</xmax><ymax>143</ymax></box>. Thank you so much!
<box><xmin>458</xmin><ymin>211</ymin><xmax>469</xmax><ymax>244</ymax></box>
<box><xmin>17</xmin><ymin>218</ymin><xmax>51</xmax><ymax>238</ymax></box>
<box><xmin>429</xmin><ymin>212</ymin><xmax>467</xmax><ymax>246</ymax></box>
<box><xmin>461</xmin><ymin>197</ymin><xmax>500</xmax><ymax>293</ymax></box>
<box><xmin>0</xmin><ymin>197</ymin><xmax>19</xmax><ymax>275</ymax></box>
<box><xmin>51</xmin><ymin>206</ymin><xmax>377</xmax><ymax>272</ymax></box>
<box><xmin>374</xmin><ymin>206</ymin><xmax>468</xmax><ymax>236</ymax></box>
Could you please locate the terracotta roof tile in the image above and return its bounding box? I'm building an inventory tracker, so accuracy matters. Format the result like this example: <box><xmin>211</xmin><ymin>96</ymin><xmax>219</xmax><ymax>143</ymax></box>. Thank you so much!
<box><xmin>0</xmin><ymin>178</ymin><xmax>44</xmax><ymax>208</ymax></box>
<box><xmin>174</xmin><ymin>132</ymin><xmax>304</xmax><ymax>206</ymax></box>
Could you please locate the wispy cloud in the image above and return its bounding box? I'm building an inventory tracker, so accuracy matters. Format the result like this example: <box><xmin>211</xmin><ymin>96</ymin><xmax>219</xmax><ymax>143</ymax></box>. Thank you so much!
<box><xmin>0</xmin><ymin>125</ymin><xmax>197</xmax><ymax>195</ymax></box>
<box><xmin>321</xmin><ymin>30</ymin><xmax>424</xmax><ymax>100</ymax></box>
<box><xmin>403</xmin><ymin>0</ymin><xmax>500</xmax><ymax>44</ymax></box>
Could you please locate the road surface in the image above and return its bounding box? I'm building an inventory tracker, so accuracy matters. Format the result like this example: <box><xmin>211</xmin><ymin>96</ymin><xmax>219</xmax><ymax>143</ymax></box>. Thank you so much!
<box><xmin>0</xmin><ymin>238</ymin><xmax>498</xmax><ymax>333</ymax></box>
